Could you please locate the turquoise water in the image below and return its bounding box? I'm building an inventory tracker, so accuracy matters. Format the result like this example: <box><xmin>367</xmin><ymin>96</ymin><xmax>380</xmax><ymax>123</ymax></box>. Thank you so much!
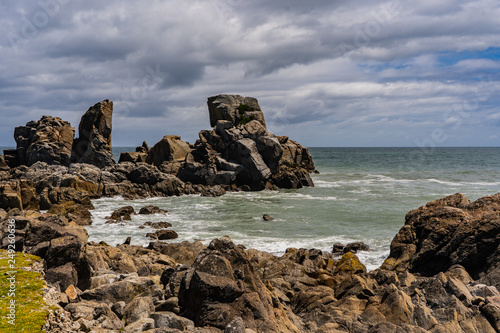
<box><xmin>88</xmin><ymin>147</ymin><xmax>500</xmax><ymax>270</ymax></box>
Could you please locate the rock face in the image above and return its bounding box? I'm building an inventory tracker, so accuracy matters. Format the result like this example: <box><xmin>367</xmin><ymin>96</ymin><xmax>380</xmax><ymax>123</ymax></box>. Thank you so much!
<box><xmin>8</xmin><ymin>116</ymin><xmax>75</xmax><ymax>167</ymax></box>
<box><xmin>174</xmin><ymin>95</ymin><xmax>316</xmax><ymax>190</ymax></box>
<box><xmin>178</xmin><ymin>237</ymin><xmax>300</xmax><ymax>332</ymax></box>
<box><xmin>208</xmin><ymin>94</ymin><xmax>266</xmax><ymax>128</ymax></box>
<box><xmin>382</xmin><ymin>193</ymin><xmax>500</xmax><ymax>283</ymax></box>
<box><xmin>72</xmin><ymin>100</ymin><xmax>115</xmax><ymax>168</ymax></box>
<box><xmin>146</xmin><ymin>135</ymin><xmax>191</xmax><ymax>166</ymax></box>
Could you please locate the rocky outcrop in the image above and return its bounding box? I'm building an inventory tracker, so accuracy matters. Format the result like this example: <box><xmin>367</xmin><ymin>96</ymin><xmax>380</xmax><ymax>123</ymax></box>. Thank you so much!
<box><xmin>208</xmin><ymin>94</ymin><xmax>266</xmax><ymax>128</ymax></box>
<box><xmin>7</xmin><ymin>116</ymin><xmax>74</xmax><ymax>167</ymax></box>
<box><xmin>72</xmin><ymin>99</ymin><xmax>115</xmax><ymax>168</ymax></box>
<box><xmin>175</xmin><ymin>96</ymin><xmax>316</xmax><ymax>190</ymax></box>
<box><xmin>2</xmin><ymin>192</ymin><xmax>500</xmax><ymax>332</ymax></box>
<box><xmin>382</xmin><ymin>193</ymin><xmax>500</xmax><ymax>284</ymax></box>
<box><xmin>146</xmin><ymin>135</ymin><xmax>191</xmax><ymax>166</ymax></box>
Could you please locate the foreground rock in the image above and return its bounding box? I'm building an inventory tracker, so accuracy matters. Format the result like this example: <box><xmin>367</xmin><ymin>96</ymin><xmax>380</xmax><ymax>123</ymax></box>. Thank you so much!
<box><xmin>1</xmin><ymin>192</ymin><xmax>500</xmax><ymax>332</ymax></box>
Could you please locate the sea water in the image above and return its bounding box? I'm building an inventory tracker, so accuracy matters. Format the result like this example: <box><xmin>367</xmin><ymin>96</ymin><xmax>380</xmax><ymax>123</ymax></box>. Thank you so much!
<box><xmin>88</xmin><ymin>147</ymin><xmax>500</xmax><ymax>270</ymax></box>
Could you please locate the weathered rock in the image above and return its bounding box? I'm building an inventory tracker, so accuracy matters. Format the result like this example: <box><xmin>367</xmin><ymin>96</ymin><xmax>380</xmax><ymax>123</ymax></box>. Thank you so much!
<box><xmin>151</xmin><ymin>311</ymin><xmax>195</xmax><ymax>330</ymax></box>
<box><xmin>153</xmin><ymin>229</ymin><xmax>179</xmax><ymax>240</ymax></box>
<box><xmin>80</xmin><ymin>276</ymin><xmax>163</xmax><ymax>304</ymax></box>
<box><xmin>124</xmin><ymin>318</ymin><xmax>155</xmax><ymax>333</ymax></box>
<box><xmin>233</xmin><ymin>138</ymin><xmax>271</xmax><ymax>184</ymax></box>
<box><xmin>107</xmin><ymin>205</ymin><xmax>135</xmax><ymax>221</ymax></box>
<box><xmin>139</xmin><ymin>205</ymin><xmax>168</xmax><ymax>215</ymax></box>
<box><xmin>208</xmin><ymin>95</ymin><xmax>266</xmax><ymax>128</ymax></box>
<box><xmin>142</xmin><ymin>221</ymin><xmax>173</xmax><ymax>229</ymax></box>
<box><xmin>46</xmin><ymin>262</ymin><xmax>78</xmax><ymax>291</ymax></box>
<box><xmin>72</xmin><ymin>99</ymin><xmax>115</xmax><ymax>168</ymax></box>
<box><xmin>65</xmin><ymin>300</ymin><xmax>124</xmax><ymax>331</ymax></box>
<box><xmin>343</xmin><ymin>242</ymin><xmax>370</xmax><ymax>254</ymax></box>
<box><xmin>146</xmin><ymin>135</ymin><xmax>191</xmax><ymax>166</ymax></box>
<box><xmin>382</xmin><ymin>193</ymin><xmax>500</xmax><ymax>280</ymax></box>
<box><xmin>123</xmin><ymin>296</ymin><xmax>155</xmax><ymax>326</ymax></box>
<box><xmin>179</xmin><ymin>236</ymin><xmax>300</xmax><ymax>332</ymax></box>
<box><xmin>119</xmin><ymin>151</ymin><xmax>148</xmax><ymax>163</ymax></box>
<box><xmin>11</xmin><ymin>115</ymin><xmax>75</xmax><ymax>167</ymax></box>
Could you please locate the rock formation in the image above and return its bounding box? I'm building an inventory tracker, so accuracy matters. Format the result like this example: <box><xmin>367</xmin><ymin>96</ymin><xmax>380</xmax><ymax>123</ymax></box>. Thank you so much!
<box><xmin>207</xmin><ymin>94</ymin><xmax>266</xmax><ymax>128</ymax></box>
<box><xmin>171</xmin><ymin>95</ymin><xmax>316</xmax><ymax>190</ymax></box>
<box><xmin>146</xmin><ymin>135</ymin><xmax>192</xmax><ymax>166</ymax></box>
<box><xmin>5</xmin><ymin>116</ymin><xmax>74</xmax><ymax>167</ymax></box>
<box><xmin>72</xmin><ymin>99</ymin><xmax>115</xmax><ymax>168</ymax></box>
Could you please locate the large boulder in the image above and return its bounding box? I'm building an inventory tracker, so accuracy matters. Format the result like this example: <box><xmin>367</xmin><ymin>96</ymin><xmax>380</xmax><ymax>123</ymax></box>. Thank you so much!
<box><xmin>208</xmin><ymin>94</ymin><xmax>267</xmax><ymax>128</ymax></box>
<box><xmin>146</xmin><ymin>135</ymin><xmax>191</xmax><ymax>166</ymax></box>
<box><xmin>178</xmin><ymin>236</ymin><xmax>300</xmax><ymax>332</ymax></box>
<box><xmin>382</xmin><ymin>193</ymin><xmax>500</xmax><ymax>284</ymax></box>
<box><xmin>72</xmin><ymin>99</ymin><xmax>115</xmax><ymax>168</ymax></box>
<box><xmin>11</xmin><ymin>116</ymin><xmax>74</xmax><ymax>167</ymax></box>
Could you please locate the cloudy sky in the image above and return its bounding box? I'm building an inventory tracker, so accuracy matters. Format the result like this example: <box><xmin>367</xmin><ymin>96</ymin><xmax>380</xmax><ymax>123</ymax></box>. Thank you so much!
<box><xmin>1</xmin><ymin>0</ymin><xmax>500</xmax><ymax>148</ymax></box>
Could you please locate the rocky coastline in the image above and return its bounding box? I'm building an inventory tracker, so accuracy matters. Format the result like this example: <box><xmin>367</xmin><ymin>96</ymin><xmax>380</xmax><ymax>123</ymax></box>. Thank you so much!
<box><xmin>0</xmin><ymin>97</ymin><xmax>499</xmax><ymax>332</ymax></box>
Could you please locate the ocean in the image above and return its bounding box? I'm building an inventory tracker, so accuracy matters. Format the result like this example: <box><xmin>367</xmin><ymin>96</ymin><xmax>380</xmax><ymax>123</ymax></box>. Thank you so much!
<box><xmin>82</xmin><ymin>147</ymin><xmax>500</xmax><ymax>270</ymax></box>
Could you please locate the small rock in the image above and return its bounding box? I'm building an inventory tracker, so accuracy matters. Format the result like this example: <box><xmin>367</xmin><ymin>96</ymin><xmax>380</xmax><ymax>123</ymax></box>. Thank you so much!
<box><xmin>111</xmin><ymin>301</ymin><xmax>126</xmax><ymax>319</ymax></box>
<box><xmin>155</xmin><ymin>229</ymin><xmax>179</xmax><ymax>240</ymax></box>
<box><xmin>343</xmin><ymin>242</ymin><xmax>370</xmax><ymax>254</ymax></box>
<box><xmin>123</xmin><ymin>237</ymin><xmax>132</xmax><ymax>245</ymax></box>
<box><xmin>142</xmin><ymin>221</ymin><xmax>173</xmax><ymax>229</ymax></box>
<box><xmin>263</xmin><ymin>214</ymin><xmax>274</xmax><ymax>221</ymax></box>
<box><xmin>65</xmin><ymin>285</ymin><xmax>79</xmax><ymax>303</ymax></box>
<box><xmin>332</xmin><ymin>243</ymin><xmax>345</xmax><ymax>256</ymax></box>
<box><xmin>151</xmin><ymin>311</ymin><xmax>194</xmax><ymax>330</ymax></box>
<box><xmin>139</xmin><ymin>205</ymin><xmax>168</xmax><ymax>215</ymax></box>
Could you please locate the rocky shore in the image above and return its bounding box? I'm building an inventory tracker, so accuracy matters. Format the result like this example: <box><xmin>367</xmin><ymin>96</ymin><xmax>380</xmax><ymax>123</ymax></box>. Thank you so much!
<box><xmin>0</xmin><ymin>193</ymin><xmax>499</xmax><ymax>332</ymax></box>
<box><xmin>0</xmin><ymin>97</ymin><xmax>499</xmax><ymax>332</ymax></box>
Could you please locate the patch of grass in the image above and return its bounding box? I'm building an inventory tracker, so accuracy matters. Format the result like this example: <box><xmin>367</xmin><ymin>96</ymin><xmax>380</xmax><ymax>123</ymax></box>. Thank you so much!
<box><xmin>237</xmin><ymin>103</ymin><xmax>254</xmax><ymax>114</ymax></box>
<box><xmin>0</xmin><ymin>250</ymin><xmax>49</xmax><ymax>332</ymax></box>
<box><xmin>239</xmin><ymin>115</ymin><xmax>255</xmax><ymax>126</ymax></box>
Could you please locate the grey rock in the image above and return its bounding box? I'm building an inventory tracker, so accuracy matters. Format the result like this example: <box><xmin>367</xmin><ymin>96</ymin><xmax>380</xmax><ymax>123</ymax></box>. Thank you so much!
<box><xmin>207</xmin><ymin>94</ymin><xmax>266</xmax><ymax>128</ymax></box>
<box><xmin>72</xmin><ymin>99</ymin><xmax>115</xmax><ymax>168</ymax></box>
<box><xmin>124</xmin><ymin>318</ymin><xmax>155</xmax><ymax>333</ymax></box>
<box><xmin>151</xmin><ymin>311</ymin><xmax>195</xmax><ymax>330</ymax></box>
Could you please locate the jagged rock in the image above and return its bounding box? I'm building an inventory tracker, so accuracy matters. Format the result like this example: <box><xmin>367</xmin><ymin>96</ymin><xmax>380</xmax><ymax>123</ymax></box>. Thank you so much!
<box><xmin>233</xmin><ymin>138</ymin><xmax>271</xmax><ymax>184</ymax></box>
<box><xmin>124</xmin><ymin>318</ymin><xmax>155</xmax><ymax>333</ymax></box>
<box><xmin>139</xmin><ymin>205</ymin><xmax>168</xmax><ymax>215</ymax></box>
<box><xmin>146</xmin><ymin>135</ymin><xmax>191</xmax><ymax>166</ymax></box>
<box><xmin>107</xmin><ymin>205</ymin><xmax>135</xmax><ymax>221</ymax></box>
<box><xmin>178</xmin><ymin>236</ymin><xmax>300</xmax><ymax>332</ymax></box>
<box><xmin>65</xmin><ymin>300</ymin><xmax>123</xmax><ymax>331</ymax></box>
<box><xmin>80</xmin><ymin>276</ymin><xmax>163</xmax><ymax>304</ymax></box>
<box><xmin>11</xmin><ymin>115</ymin><xmax>75</xmax><ymax>167</ymax></box>
<box><xmin>208</xmin><ymin>94</ymin><xmax>266</xmax><ymax>128</ymax></box>
<box><xmin>119</xmin><ymin>151</ymin><xmax>148</xmax><ymax>163</ymax></box>
<box><xmin>151</xmin><ymin>311</ymin><xmax>195</xmax><ymax>330</ymax></box>
<box><xmin>142</xmin><ymin>221</ymin><xmax>173</xmax><ymax>229</ymax></box>
<box><xmin>136</xmin><ymin>141</ymin><xmax>150</xmax><ymax>154</ymax></box>
<box><xmin>382</xmin><ymin>193</ymin><xmax>500</xmax><ymax>282</ymax></box>
<box><xmin>72</xmin><ymin>99</ymin><xmax>115</xmax><ymax>168</ymax></box>
<box><xmin>343</xmin><ymin>242</ymin><xmax>370</xmax><ymax>254</ymax></box>
<box><xmin>0</xmin><ymin>180</ymin><xmax>23</xmax><ymax>210</ymax></box>
<box><xmin>123</xmin><ymin>297</ymin><xmax>155</xmax><ymax>326</ymax></box>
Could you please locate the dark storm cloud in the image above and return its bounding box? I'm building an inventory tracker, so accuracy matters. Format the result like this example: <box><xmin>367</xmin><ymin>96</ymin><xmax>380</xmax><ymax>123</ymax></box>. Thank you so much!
<box><xmin>0</xmin><ymin>0</ymin><xmax>499</xmax><ymax>147</ymax></box>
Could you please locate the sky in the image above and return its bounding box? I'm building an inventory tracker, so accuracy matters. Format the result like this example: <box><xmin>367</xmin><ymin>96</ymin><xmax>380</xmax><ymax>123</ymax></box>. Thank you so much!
<box><xmin>1</xmin><ymin>0</ymin><xmax>500</xmax><ymax>148</ymax></box>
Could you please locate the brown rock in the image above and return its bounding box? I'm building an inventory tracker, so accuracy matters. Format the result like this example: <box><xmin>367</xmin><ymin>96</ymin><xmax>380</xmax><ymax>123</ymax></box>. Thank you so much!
<box><xmin>72</xmin><ymin>99</ymin><xmax>115</xmax><ymax>168</ymax></box>
<box><xmin>382</xmin><ymin>193</ymin><xmax>500</xmax><ymax>280</ymax></box>
<box><xmin>146</xmin><ymin>135</ymin><xmax>191</xmax><ymax>166</ymax></box>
